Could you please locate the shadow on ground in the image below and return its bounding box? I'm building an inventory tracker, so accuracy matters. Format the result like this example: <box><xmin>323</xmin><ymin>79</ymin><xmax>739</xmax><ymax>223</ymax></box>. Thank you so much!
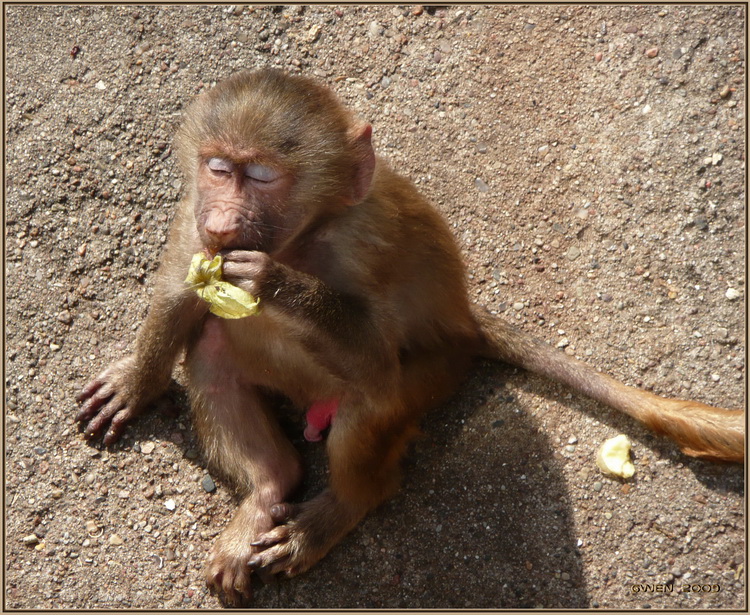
<box><xmin>239</xmin><ymin>363</ymin><xmax>590</xmax><ymax>609</ymax></box>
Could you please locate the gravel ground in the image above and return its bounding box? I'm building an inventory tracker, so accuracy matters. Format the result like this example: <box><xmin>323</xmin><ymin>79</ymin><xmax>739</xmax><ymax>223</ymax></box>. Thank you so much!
<box><xmin>5</xmin><ymin>4</ymin><xmax>745</xmax><ymax>610</ymax></box>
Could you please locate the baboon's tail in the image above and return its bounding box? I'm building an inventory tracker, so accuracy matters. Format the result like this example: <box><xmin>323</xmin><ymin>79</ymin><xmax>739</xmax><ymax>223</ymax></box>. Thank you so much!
<box><xmin>473</xmin><ymin>307</ymin><xmax>744</xmax><ymax>463</ymax></box>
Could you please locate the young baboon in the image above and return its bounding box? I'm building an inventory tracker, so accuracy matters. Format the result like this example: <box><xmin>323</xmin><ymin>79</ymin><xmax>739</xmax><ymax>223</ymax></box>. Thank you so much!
<box><xmin>77</xmin><ymin>69</ymin><xmax>744</xmax><ymax>604</ymax></box>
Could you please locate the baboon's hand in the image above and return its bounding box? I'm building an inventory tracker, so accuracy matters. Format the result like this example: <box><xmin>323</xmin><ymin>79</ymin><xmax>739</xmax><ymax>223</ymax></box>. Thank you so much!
<box><xmin>76</xmin><ymin>356</ymin><xmax>157</xmax><ymax>444</ymax></box>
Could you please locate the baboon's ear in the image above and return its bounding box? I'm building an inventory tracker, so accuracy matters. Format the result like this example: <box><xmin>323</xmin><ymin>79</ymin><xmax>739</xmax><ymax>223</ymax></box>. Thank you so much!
<box><xmin>347</xmin><ymin>123</ymin><xmax>375</xmax><ymax>204</ymax></box>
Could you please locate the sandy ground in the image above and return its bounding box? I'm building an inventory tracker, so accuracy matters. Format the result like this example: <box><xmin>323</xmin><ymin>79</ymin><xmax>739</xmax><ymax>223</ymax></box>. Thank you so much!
<box><xmin>4</xmin><ymin>4</ymin><xmax>745</xmax><ymax>610</ymax></box>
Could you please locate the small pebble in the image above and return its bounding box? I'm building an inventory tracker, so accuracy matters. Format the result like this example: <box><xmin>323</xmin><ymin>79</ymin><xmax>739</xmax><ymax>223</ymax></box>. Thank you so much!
<box><xmin>134</xmin><ymin>42</ymin><xmax>151</xmax><ymax>56</ymax></box>
<box><xmin>512</xmin><ymin>301</ymin><xmax>524</xmax><ymax>311</ymax></box>
<box><xmin>108</xmin><ymin>534</ymin><xmax>124</xmax><ymax>546</ymax></box>
<box><xmin>201</xmin><ymin>475</ymin><xmax>217</xmax><ymax>493</ymax></box>
<box><xmin>725</xmin><ymin>288</ymin><xmax>740</xmax><ymax>300</ymax></box>
<box><xmin>595</xmin><ymin>52</ymin><xmax>603</xmax><ymax>62</ymax></box>
<box><xmin>307</xmin><ymin>24</ymin><xmax>322</xmax><ymax>43</ymax></box>
<box><xmin>565</xmin><ymin>445</ymin><xmax>576</xmax><ymax>453</ymax></box>
<box><xmin>165</xmin><ymin>499</ymin><xmax>176</xmax><ymax>511</ymax></box>
<box><xmin>566</xmin><ymin>246</ymin><xmax>581</xmax><ymax>261</ymax></box>
<box><xmin>645</xmin><ymin>47</ymin><xmax>659</xmax><ymax>58</ymax></box>
<box><xmin>475</xmin><ymin>178</ymin><xmax>489</xmax><ymax>192</ymax></box>
<box><xmin>593</xmin><ymin>481</ymin><xmax>603</xmax><ymax>492</ymax></box>
<box><xmin>22</xmin><ymin>534</ymin><xmax>39</xmax><ymax>545</ymax></box>
<box><xmin>719</xmin><ymin>85</ymin><xmax>731</xmax><ymax>98</ymax></box>
<box><xmin>140</xmin><ymin>441</ymin><xmax>156</xmax><ymax>454</ymax></box>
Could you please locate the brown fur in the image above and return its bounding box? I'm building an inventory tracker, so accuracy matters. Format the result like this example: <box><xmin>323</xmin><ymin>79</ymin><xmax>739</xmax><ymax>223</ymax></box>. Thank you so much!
<box><xmin>77</xmin><ymin>69</ymin><xmax>744</xmax><ymax>605</ymax></box>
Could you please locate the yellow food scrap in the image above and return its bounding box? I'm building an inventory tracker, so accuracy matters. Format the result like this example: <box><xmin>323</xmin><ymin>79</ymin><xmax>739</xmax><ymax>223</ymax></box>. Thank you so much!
<box><xmin>185</xmin><ymin>253</ymin><xmax>260</xmax><ymax>319</ymax></box>
<box><xmin>596</xmin><ymin>434</ymin><xmax>635</xmax><ymax>479</ymax></box>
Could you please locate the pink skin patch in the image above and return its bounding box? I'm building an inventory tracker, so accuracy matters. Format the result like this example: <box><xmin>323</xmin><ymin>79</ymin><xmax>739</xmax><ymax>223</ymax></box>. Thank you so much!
<box><xmin>304</xmin><ymin>398</ymin><xmax>340</xmax><ymax>442</ymax></box>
